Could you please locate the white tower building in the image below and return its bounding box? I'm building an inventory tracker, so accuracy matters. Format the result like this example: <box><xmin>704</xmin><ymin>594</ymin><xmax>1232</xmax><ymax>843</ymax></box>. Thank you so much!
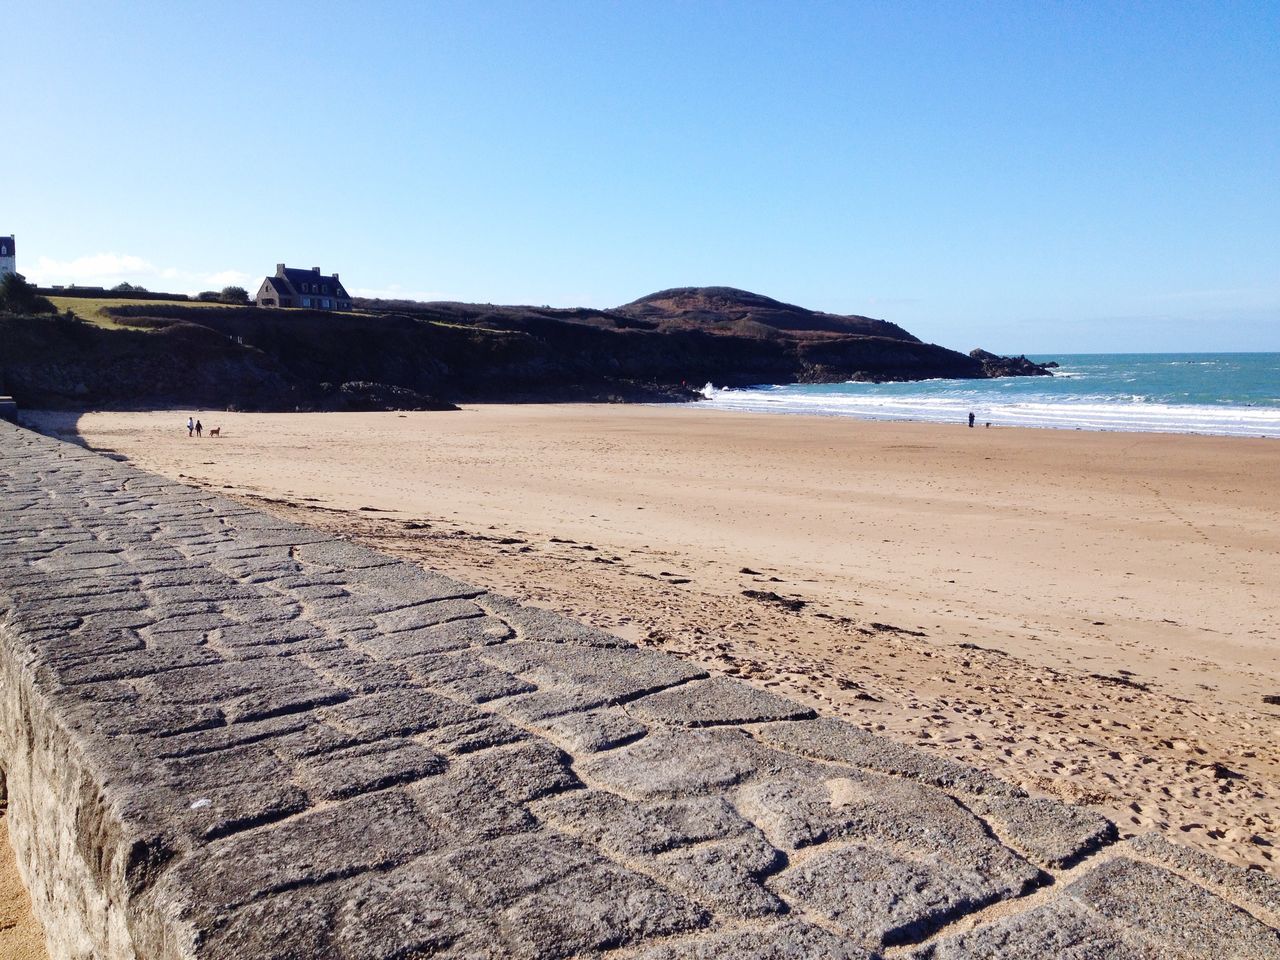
<box><xmin>0</xmin><ymin>236</ymin><xmax>14</xmax><ymax>278</ymax></box>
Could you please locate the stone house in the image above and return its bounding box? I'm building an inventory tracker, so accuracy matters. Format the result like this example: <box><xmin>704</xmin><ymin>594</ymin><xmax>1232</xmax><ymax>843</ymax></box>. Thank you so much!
<box><xmin>255</xmin><ymin>264</ymin><xmax>351</xmax><ymax>310</ymax></box>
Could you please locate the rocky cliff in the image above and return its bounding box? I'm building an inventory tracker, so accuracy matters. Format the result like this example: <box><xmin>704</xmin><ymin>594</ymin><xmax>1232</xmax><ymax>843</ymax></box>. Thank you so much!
<box><xmin>0</xmin><ymin>288</ymin><xmax>1051</xmax><ymax>411</ymax></box>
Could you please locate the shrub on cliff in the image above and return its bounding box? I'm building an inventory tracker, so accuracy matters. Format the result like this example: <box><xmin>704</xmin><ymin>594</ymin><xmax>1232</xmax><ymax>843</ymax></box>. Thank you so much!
<box><xmin>0</xmin><ymin>273</ymin><xmax>57</xmax><ymax>315</ymax></box>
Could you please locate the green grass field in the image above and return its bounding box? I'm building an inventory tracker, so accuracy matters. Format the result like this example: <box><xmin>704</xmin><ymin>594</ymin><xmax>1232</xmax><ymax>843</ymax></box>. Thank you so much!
<box><xmin>48</xmin><ymin>297</ymin><xmax>238</xmax><ymax>328</ymax></box>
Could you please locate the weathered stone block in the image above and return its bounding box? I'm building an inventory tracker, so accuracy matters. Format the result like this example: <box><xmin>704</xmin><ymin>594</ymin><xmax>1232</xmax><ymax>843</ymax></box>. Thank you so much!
<box><xmin>371</xmin><ymin>597</ymin><xmax>487</xmax><ymax>634</ymax></box>
<box><xmin>755</xmin><ymin>716</ymin><xmax>1020</xmax><ymax>798</ymax></box>
<box><xmin>536</xmin><ymin>791</ymin><xmax>754</xmax><ymax>857</ymax></box>
<box><xmin>1126</xmin><ymin>832</ymin><xmax>1280</xmax><ymax>928</ymax></box>
<box><xmin>295</xmin><ymin>738</ymin><xmax>446</xmax><ymax>800</ymax></box>
<box><xmin>972</xmin><ymin>793</ymin><xmax>1117</xmax><ymax>869</ymax></box>
<box><xmin>54</xmin><ymin>645</ymin><xmax>222</xmax><ymax>685</ymax></box>
<box><xmin>151</xmin><ymin>743</ymin><xmax>310</xmax><ymax>841</ymax></box>
<box><xmin>479</xmin><ymin>640</ymin><xmax>706</xmax><ymax>703</ymax></box>
<box><xmin>410</xmin><ymin>771</ymin><xmax>537</xmax><ymax>844</ymax></box>
<box><xmin>912</xmin><ymin>899</ymin><xmax>1159</xmax><ymax>960</ymax></box>
<box><xmin>356</xmin><ymin>614</ymin><xmax>512</xmax><ymax>658</ymax></box>
<box><xmin>631</xmin><ymin>675</ymin><xmax>815</xmax><ymax>727</ymax></box>
<box><xmin>145</xmin><ymin>657</ymin><xmax>323</xmax><ymax>706</ymax></box>
<box><xmin>772</xmin><ymin>843</ymin><xmax>1030</xmax><ymax>947</ymax></box>
<box><xmin>214</xmin><ymin>620</ymin><xmax>327</xmax><ymax>649</ymax></box>
<box><xmin>580</xmin><ymin>727</ymin><xmax>811</xmax><ymax>797</ymax></box>
<box><xmin>524</xmin><ymin>706</ymin><xmax>648</xmax><ymax>753</ymax></box>
<box><xmin>321</xmin><ymin>688</ymin><xmax>482</xmax><ymax>739</ymax></box>
<box><xmin>1066</xmin><ymin>857</ymin><xmax>1280</xmax><ymax>959</ymax></box>
<box><xmin>154</xmin><ymin>713</ymin><xmax>312</xmax><ymax>759</ymax></box>
<box><xmin>305</xmin><ymin>649</ymin><xmax>414</xmax><ymax>692</ymax></box>
<box><xmin>496</xmin><ymin>856</ymin><xmax>710</xmax><ymax>959</ymax></box>
<box><xmin>658</xmin><ymin>832</ymin><xmax>786</xmax><ymax>918</ymax></box>
<box><xmin>487</xmin><ymin>688</ymin><xmax>620</xmax><ymax>721</ymax></box>
<box><xmin>416</xmin><ymin>714</ymin><xmax>529</xmax><ymax>755</ymax></box>
<box><xmin>735</xmin><ymin>772</ymin><xmax>1043</xmax><ymax>903</ymax></box>
<box><xmin>168</xmin><ymin>790</ymin><xmax>439</xmax><ymax>916</ymax></box>
<box><xmin>225</xmin><ymin>681</ymin><xmax>350</xmax><ymax>724</ymax></box>
<box><xmin>634</xmin><ymin>922</ymin><xmax>873</xmax><ymax>960</ymax></box>
<box><xmin>334</xmin><ymin>868</ymin><xmax>481</xmax><ymax>960</ymax></box>
<box><xmin>453</xmin><ymin>740</ymin><xmax>580</xmax><ymax>805</ymax></box>
<box><xmin>402</xmin><ymin>650</ymin><xmax>536</xmax><ymax>703</ymax></box>
<box><xmin>479</xmin><ymin>593</ymin><xmax>632</xmax><ymax>647</ymax></box>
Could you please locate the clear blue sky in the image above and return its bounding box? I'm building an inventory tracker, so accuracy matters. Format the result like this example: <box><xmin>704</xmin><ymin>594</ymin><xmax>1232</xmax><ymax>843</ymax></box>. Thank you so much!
<box><xmin>9</xmin><ymin>1</ymin><xmax>1279</xmax><ymax>352</ymax></box>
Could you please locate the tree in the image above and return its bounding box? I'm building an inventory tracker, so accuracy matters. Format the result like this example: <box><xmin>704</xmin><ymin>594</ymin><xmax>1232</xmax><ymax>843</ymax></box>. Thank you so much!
<box><xmin>0</xmin><ymin>273</ymin><xmax>57</xmax><ymax>314</ymax></box>
<box><xmin>196</xmin><ymin>290</ymin><xmax>221</xmax><ymax>302</ymax></box>
<box><xmin>111</xmin><ymin>281</ymin><xmax>148</xmax><ymax>293</ymax></box>
<box><xmin>219</xmin><ymin>285</ymin><xmax>250</xmax><ymax>305</ymax></box>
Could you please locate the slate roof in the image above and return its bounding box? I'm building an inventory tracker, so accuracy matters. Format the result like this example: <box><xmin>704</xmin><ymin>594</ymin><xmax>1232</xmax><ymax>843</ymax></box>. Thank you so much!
<box><xmin>279</xmin><ymin>266</ymin><xmax>347</xmax><ymax>298</ymax></box>
<box><xmin>261</xmin><ymin>276</ymin><xmax>291</xmax><ymax>297</ymax></box>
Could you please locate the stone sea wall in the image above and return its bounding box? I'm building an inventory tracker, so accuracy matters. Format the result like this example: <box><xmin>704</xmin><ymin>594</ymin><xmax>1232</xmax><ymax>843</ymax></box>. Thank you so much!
<box><xmin>0</xmin><ymin>420</ymin><xmax>1277</xmax><ymax>959</ymax></box>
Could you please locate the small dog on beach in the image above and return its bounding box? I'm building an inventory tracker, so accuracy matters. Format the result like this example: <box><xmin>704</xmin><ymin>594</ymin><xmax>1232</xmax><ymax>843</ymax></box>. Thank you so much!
<box><xmin>209</xmin><ymin>427</ymin><xmax>221</xmax><ymax>437</ymax></box>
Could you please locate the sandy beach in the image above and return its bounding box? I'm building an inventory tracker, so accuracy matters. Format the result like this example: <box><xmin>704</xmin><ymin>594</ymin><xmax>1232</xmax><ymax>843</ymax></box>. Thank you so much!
<box><xmin>28</xmin><ymin>405</ymin><xmax>1280</xmax><ymax>876</ymax></box>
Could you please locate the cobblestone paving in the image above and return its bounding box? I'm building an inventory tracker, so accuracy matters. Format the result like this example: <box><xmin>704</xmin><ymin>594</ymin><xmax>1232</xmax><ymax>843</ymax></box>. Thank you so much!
<box><xmin>1</xmin><ymin>421</ymin><xmax>1277</xmax><ymax>959</ymax></box>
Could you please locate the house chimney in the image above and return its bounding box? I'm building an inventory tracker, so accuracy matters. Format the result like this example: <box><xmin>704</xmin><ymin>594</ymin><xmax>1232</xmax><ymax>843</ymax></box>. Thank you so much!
<box><xmin>332</xmin><ymin>273</ymin><xmax>339</xmax><ymax>280</ymax></box>
<box><xmin>276</xmin><ymin>263</ymin><xmax>286</xmax><ymax>275</ymax></box>
<box><xmin>312</xmin><ymin>267</ymin><xmax>321</xmax><ymax>273</ymax></box>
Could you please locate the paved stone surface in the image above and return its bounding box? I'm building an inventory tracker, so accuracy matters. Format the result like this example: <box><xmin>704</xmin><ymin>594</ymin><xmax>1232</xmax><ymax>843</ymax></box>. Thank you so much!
<box><xmin>0</xmin><ymin>420</ymin><xmax>1277</xmax><ymax>960</ymax></box>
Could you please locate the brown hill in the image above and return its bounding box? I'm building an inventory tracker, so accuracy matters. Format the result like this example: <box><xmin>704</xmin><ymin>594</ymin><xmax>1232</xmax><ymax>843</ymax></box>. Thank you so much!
<box><xmin>615</xmin><ymin>287</ymin><xmax>919</xmax><ymax>341</ymax></box>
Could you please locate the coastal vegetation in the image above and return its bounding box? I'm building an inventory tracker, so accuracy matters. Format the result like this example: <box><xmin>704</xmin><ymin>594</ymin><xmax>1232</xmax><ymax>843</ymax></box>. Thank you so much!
<box><xmin>0</xmin><ymin>286</ymin><xmax>1050</xmax><ymax>411</ymax></box>
<box><xmin>0</xmin><ymin>274</ymin><xmax>55</xmax><ymax>316</ymax></box>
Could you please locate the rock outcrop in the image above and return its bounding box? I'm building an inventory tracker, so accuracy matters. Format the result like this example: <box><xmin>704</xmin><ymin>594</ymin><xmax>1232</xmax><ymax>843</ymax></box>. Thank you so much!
<box><xmin>1</xmin><ymin>421</ymin><xmax>1276</xmax><ymax>959</ymax></box>
<box><xmin>1</xmin><ymin>289</ymin><xmax>1051</xmax><ymax>411</ymax></box>
<box><xmin>969</xmin><ymin>348</ymin><xmax>1054</xmax><ymax>378</ymax></box>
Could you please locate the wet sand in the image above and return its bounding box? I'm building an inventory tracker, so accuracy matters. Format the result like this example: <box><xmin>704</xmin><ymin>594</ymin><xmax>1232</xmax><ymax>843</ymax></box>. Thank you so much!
<box><xmin>31</xmin><ymin>405</ymin><xmax>1280</xmax><ymax>874</ymax></box>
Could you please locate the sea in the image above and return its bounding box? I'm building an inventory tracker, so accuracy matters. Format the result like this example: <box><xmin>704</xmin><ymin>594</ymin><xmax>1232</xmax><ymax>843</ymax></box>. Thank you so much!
<box><xmin>697</xmin><ymin>353</ymin><xmax>1280</xmax><ymax>438</ymax></box>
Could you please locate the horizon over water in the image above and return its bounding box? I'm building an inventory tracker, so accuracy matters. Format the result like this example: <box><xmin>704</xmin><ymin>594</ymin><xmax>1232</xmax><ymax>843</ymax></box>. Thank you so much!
<box><xmin>696</xmin><ymin>352</ymin><xmax>1280</xmax><ymax>438</ymax></box>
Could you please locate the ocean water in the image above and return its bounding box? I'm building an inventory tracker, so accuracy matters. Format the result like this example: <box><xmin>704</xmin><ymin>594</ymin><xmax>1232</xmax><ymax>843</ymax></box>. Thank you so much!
<box><xmin>697</xmin><ymin>353</ymin><xmax>1280</xmax><ymax>438</ymax></box>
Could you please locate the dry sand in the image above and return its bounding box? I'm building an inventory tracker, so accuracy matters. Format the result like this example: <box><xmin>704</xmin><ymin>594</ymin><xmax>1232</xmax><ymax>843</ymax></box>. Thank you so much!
<box><xmin>29</xmin><ymin>405</ymin><xmax>1280</xmax><ymax>876</ymax></box>
<box><xmin>0</xmin><ymin>811</ymin><xmax>46</xmax><ymax>960</ymax></box>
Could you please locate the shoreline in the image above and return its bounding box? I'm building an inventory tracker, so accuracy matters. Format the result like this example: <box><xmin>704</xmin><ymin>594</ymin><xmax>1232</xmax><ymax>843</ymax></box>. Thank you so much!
<box><xmin>689</xmin><ymin>399</ymin><xmax>1280</xmax><ymax>439</ymax></box>
<box><xmin>25</xmin><ymin>404</ymin><xmax>1280</xmax><ymax>875</ymax></box>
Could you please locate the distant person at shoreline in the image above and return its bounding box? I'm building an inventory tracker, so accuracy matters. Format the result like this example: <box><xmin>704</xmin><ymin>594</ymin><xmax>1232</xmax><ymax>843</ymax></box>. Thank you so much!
<box><xmin>187</xmin><ymin>416</ymin><xmax>194</xmax><ymax>437</ymax></box>
<box><xmin>968</xmin><ymin>411</ymin><xmax>975</xmax><ymax>428</ymax></box>
<box><xmin>195</xmin><ymin>419</ymin><xmax>203</xmax><ymax>438</ymax></box>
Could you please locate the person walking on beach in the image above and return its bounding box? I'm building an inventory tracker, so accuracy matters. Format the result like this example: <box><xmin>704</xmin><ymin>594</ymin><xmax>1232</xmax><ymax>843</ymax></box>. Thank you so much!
<box><xmin>968</xmin><ymin>411</ymin><xmax>975</xmax><ymax>428</ymax></box>
<box><xmin>195</xmin><ymin>419</ymin><xmax>203</xmax><ymax>438</ymax></box>
<box><xmin>187</xmin><ymin>416</ymin><xmax>194</xmax><ymax>437</ymax></box>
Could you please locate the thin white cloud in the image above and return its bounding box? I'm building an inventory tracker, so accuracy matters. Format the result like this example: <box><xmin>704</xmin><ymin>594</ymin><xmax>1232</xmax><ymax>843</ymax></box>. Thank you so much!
<box><xmin>205</xmin><ymin>269</ymin><xmax>252</xmax><ymax>288</ymax></box>
<box><xmin>31</xmin><ymin>253</ymin><xmax>158</xmax><ymax>284</ymax></box>
<box><xmin>25</xmin><ymin>252</ymin><xmax>252</xmax><ymax>294</ymax></box>
<box><xmin>351</xmin><ymin>285</ymin><xmax>449</xmax><ymax>302</ymax></box>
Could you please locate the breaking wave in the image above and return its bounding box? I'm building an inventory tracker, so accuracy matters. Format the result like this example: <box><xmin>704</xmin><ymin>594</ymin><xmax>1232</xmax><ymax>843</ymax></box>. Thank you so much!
<box><xmin>694</xmin><ymin>354</ymin><xmax>1280</xmax><ymax>438</ymax></box>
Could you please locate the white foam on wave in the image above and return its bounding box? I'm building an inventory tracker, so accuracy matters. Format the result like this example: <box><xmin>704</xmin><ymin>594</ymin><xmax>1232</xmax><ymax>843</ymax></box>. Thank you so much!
<box><xmin>697</xmin><ymin>387</ymin><xmax>1280</xmax><ymax>438</ymax></box>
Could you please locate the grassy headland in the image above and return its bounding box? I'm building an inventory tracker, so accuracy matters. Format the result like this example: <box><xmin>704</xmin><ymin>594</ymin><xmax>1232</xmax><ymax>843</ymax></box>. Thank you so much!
<box><xmin>1</xmin><ymin>287</ymin><xmax>1048</xmax><ymax>411</ymax></box>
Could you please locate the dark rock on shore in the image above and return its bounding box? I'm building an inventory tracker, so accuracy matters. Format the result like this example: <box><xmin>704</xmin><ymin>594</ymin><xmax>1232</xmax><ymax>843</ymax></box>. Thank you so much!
<box><xmin>970</xmin><ymin>348</ymin><xmax>1055</xmax><ymax>378</ymax></box>
<box><xmin>325</xmin><ymin>382</ymin><xmax>457</xmax><ymax>412</ymax></box>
